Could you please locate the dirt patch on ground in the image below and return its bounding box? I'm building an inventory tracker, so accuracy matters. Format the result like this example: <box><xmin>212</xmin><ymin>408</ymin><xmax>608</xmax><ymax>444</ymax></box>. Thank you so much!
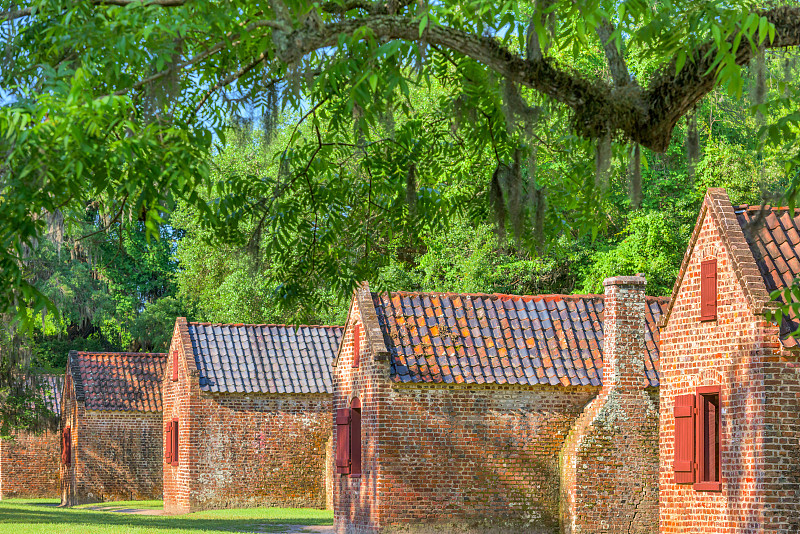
<box><xmin>82</xmin><ymin>504</ymin><xmax>164</xmax><ymax>516</ymax></box>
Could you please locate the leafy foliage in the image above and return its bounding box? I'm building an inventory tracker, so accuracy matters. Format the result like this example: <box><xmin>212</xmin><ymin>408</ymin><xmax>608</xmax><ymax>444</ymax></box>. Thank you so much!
<box><xmin>2</xmin><ymin>0</ymin><xmax>800</xmax><ymax>431</ymax></box>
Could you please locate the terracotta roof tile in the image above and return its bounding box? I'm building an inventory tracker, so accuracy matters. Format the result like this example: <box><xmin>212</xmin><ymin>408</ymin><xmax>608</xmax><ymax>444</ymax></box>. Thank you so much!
<box><xmin>25</xmin><ymin>374</ymin><xmax>63</xmax><ymax>414</ymax></box>
<box><xmin>735</xmin><ymin>204</ymin><xmax>800</xmax><ymax>346</ymax></box>
<box><xmin>373</xmin><ymin>292</ymin><xmax>665</xmax><ymax>388</ymax></box>
<box><xmin>186</xmin><ymin>323</ymin><xmax>343</xmax><ymax>394</ymax></box>
<box><xmin>69</xmin><ymin>352</ymin><xmax>166</xmax><ymax>412</ymax></box>
<box><xmin>41</xmin><ymin>374</ymin><xmax>63</xmax><ymax>414</ymax></box>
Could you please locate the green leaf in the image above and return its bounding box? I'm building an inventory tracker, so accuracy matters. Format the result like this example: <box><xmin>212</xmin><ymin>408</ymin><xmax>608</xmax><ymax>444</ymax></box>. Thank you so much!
<box><xmin>758</xmin><ymin>16</ymin><xmax>768</xmax><ymax>45</ymax></box>
<box><xmin>675</xmin><ymin>50</ymin><xmax>687</xmax><ymax>75</ymax></box>
<box><xmin>419</xmin><ymin>14</ymin><xmax>428</xmax><ymax>37</ymax></box>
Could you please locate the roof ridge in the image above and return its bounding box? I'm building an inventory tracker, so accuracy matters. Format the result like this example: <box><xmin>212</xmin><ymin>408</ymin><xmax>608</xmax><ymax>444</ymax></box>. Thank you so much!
<box><xmin>734</xmin><ymin>204</ymin><xmax>798</xmax><ymax>213</ymax></box>
<box><xmin>187</xmin><ymin>321</ymin><xmax>343</xmax><ymax>329</ymax></box>
<box><xmin>375</xmin><ymin>290</ymin><xmax>666</xmax><ymax>301</ymax></box>
<box><xmin>75</xmin><ymin>351</ymin><xmax>167</xmax><ymax>357</ymax></box>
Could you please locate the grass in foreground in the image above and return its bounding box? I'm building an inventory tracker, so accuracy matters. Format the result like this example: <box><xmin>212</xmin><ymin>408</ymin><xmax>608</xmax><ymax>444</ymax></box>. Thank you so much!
<box><xmin>0</xmin><ymin>499</ymin><xmax>332</xmax><ymax>533</ymax></box>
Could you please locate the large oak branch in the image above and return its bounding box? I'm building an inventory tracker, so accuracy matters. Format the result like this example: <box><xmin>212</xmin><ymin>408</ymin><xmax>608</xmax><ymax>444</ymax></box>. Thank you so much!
<box><xmin>272</xmin><ymin>6</ymin><xmax>800</xmax><ymax>152</ymax></box>
<box><xmin>641</xmin><ymin>5</ymin><xmax>800</xmax><ymax>151</ymax></box>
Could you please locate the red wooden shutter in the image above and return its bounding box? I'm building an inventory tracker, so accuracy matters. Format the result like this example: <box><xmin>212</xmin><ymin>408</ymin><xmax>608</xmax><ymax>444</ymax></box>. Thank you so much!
<box><xmin>172</xmin><ymin>351</ymin><xmax>179</xmax><ymax>382</ymax></box>
<box><xmin>172</xmin><ymin>419</ymin><xmax>179</xmax><ymax>467</ymax></box>
<box><xmin>674</xmin><ymin>394</ymin><xmax>696</xmax><ymax>484</ymax></box>
<box><xmin>700</xmin><ymin>259</ymin><xmax>717</xmax><ymax>321</ymax></box>
<box><xmin>350</xmin><ymin>402</ymin><xmax>361</xmax><ymax>476</ymax></box>
<box><xmin>336</xmin><ymin>408</ymin><xmax>351</xmax><ymax>475</ymax></box>
<box><xmin>61</xmin><ymin>427</ymin><xmax>71</xmax><ymax>466</ymax></box>
<box><xmin>352</xmin><ymin>324</ymin><xmax>361</xmax><ymax>368</ymax></box>
<box><xmin>166</xmin><ymin>422</ymin><xmax>173</xmax><ymax>463</ymax></box>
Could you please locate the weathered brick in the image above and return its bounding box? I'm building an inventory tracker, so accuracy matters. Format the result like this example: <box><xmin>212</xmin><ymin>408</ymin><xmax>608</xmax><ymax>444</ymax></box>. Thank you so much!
<box><xmin>660</xmin><ymin>188</ymin><xmax>800</xmax><ymax>533</ymax></box>
<box><xmin>163</xmin><ymin>318</ymin><xmax>339</xmax><ymax>514</ymax></box>
<box><xmin>60</xmin><ymin>352</ymin><xmax>166</xmax><ymax>505</ymax></box>
<box><xmin>0</xmin><ymin>375</ymin><xmax>62</xmax><ymax>499</ymax></box>
<box><xmin>334</xmin><ymin>282</ymin><xmax>660</xmax><ymax>533</ymax></box>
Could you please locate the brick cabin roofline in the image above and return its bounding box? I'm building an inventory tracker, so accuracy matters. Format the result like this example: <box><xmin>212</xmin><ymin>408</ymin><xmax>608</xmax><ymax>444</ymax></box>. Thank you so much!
<box><xmin>329</xmin><ymin>285</ymin><xmax>667</xmax><ymax>369</ymax></box>
<box><xmin>336</xmin><ymin>283</ymin><xmax>668</xmax><ymax>386</ymax></box>
<box><xmin>660</xmin><ymin>187</ymin><xmax>778</xmax><ymax>330</ymax></box>
<box><xmin>333</xmin><ymin>282</ymin><xmax>389</xmax><ymax>368</ymax></box>
<box><xmin>179</xmin><ymin>319</ymin><xmax>343</xmax><ymax>394</ymax></box>
<box><xmin>174</xmin><ymin>317</ymin><xmax>201</xmax><ymax>389</ymax></box>
<box><xmin>186</xmin><ymin>321</ymin><xmax>341</xmax><ymax>329</ymax></box>
<box><xmin>67</xmin><ymin>350</ymin><xmax>167</xmax><ymax>410</ymax></box>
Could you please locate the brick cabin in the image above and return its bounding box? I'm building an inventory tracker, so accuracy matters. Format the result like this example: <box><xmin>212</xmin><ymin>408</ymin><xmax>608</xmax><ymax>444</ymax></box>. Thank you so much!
<box><xmin>61</xmin><ymin>351</ymin><xmax>167</xmax><ymax>505</ymax></box>
<box><xmin>660</xmin><ymin>188</ymin><xmax>800</xmax><ymax>532</ymax></box>
<box><xmin>0</xmin><ymin>375</ymin><xmax>63</xmax><ymax>499</ymax></box>
<box><xmin>163</xmin><ymin>318</ymin><xmax>343</xmax><ymax>514</ymax></box>
<box><xmin>334</xmin><ymin>279</ymin><xmax>667</xmax><ymax>534</ymax></box>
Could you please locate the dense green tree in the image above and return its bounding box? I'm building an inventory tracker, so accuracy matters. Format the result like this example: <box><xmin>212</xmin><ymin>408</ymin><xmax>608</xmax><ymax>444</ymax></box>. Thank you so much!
<box><xmin>3</xmin><ymin>0</ymin><xmax>800</xmax><ymax>317</ymax></box>
<box><xmin>3</xmin><ymin>0</ymin><xmax>800</xmax><ymax>431</ymax></box>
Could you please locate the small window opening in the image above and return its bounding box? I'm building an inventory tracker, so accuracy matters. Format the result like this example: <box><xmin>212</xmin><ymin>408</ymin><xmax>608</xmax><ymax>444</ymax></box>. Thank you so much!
<box><xmin>172</xmin><ymin>351</ymin><xmax>179</xmax><ymax>381</ymax></box>
<box><xmin>695</xmin><ymin>387</ymin><xmax>721</xmax><ymax>491</ymax></box>
<box><xmin>171</xmin><ymin>419</ymin><xmax>179</xmax><ymax>467</ymax></box>
<box><xmin>350</xmin><ymin>398</ymin><xmax>362</xmax><ymax>477</ymax></box>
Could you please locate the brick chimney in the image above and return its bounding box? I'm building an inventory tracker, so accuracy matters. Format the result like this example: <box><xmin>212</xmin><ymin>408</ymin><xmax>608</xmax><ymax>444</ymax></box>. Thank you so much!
<box><xmin>602</xmin><ymin>275</ymin><xmax>647</xmax><ymax>392</ymax></box>
<box><xmin>562</xmin><ymin>274</ymin><xmax>658</xmax><ymax>533</ymax></box>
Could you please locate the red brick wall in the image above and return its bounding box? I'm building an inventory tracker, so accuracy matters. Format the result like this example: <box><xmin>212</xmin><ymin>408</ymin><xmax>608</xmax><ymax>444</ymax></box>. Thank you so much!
<box><xmin>0</xmin><ymin>430</ymin><xmax>60</xmax><ymax>498</ymax></box>
<box><xmin>334</xmin><ymin>292</ymin><xmax>599</xmax><ymax>533</ymax></box>
<box><xmin>163</xmin><ymin>318</ymin><xmax>332</xmax><ymax>514</ymax></box>
<box><xmin>660</xmin><ymin>204</ymin><xmax>800</xmax><ymax>533</ymax></box>
<box><xmin>61</xmin><ymin>380</ymin><xmax>162</xmax><ymax>505</ymax></box>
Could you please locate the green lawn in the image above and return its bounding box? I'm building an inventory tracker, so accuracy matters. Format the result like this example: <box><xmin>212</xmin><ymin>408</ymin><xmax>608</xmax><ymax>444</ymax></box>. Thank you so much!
<box><xmin>0</xmin><ymin>499</ymin><xmax>333</xmax><ymax>533</ymax></box>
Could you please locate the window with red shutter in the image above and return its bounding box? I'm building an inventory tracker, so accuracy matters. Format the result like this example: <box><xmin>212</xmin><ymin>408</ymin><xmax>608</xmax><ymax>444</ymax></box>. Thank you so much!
<box><xmin>166</xmin><ymin>422</ymin><xmax>173</xmax><ymax>464</ymax></box>
<box><xmin>700</xmin><ymin>259</ymin><xmax>717</xmax><ymax>321</ymax></box>
<box><xmin>695</xmin><ymin>386</ymin><xmax>721</xmax><ymax>491</ymax></box>
<box><xmin>61</xmin><ymin>427</ymin><xmax>71</xmax><ymax>467</ymax></box>
<box><xmin>336</xmin><ymin>408</ymin><xmax>351</xmax><ymax>475</ymax></box>
<box><xmin>172</xmin><ymin>351</ymin><xmax>179</xmax><ymax>382</ymax></box>
<box><xmin>350</xmin><ymin>398</ymin><xmax>362</xmax><ymax>477</ymax></box>
<box><xmin>171</xmin><ymin>419</ymin><xmax>179</xmax><ymax>467</ymax></box>
<box><xmin>352</xmin><ymin>324</ymin><xmax>361</xmax><ymax>368</ymax></box>
<box><xmin>673</xmin><ymin>394</ymin><xmax>695</xmax><ymax>484</ymax></box>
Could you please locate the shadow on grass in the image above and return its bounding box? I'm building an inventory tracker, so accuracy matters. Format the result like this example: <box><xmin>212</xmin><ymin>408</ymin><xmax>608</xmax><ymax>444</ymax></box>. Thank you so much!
<box><xmin>0</xmin><ymin>501</ymin><xmax>332</xmax><ymax>533</ymax></box>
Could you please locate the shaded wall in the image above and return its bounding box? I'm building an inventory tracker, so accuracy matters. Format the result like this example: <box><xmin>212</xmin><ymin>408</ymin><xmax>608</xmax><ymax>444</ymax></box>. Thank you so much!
<box><xmin>333</xmin><ymin>294</ymin><xmax>598</xmax><ymax>534</ymax></box>
<box><xmin>61</xmin><ymin>386</ymin><xmax>162</xmax><ymax>505</ymax></box>
<box><xmin>163</xmin><ymin>321</ymin><xmax>332</xmax><ymax>514</ymax></box>
<box><xmin>0</xmin><ymin>430</ymin><xmax>60</xmax><ymax>499</ymax></box>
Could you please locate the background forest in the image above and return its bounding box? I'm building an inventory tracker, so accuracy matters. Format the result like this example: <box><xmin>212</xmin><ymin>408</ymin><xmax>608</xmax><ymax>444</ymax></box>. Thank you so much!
<box><xmin>22</xmin><ymin>49</ymin><xmax>793</xmax><ymax>373</ymax></box>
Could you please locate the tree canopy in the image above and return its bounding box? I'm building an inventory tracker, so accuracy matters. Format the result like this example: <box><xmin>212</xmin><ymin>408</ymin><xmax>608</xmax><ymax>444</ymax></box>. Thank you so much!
<box><xmin>2</xmin><ymin>0</ymin><xmax>800</xmax><ymax>430</ymax></box>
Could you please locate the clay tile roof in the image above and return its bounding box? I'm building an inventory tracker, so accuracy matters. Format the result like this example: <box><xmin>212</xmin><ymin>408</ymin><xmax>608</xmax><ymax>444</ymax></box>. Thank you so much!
<box><xmin>23</xmin><ymin>374</ymin><xmax>63</xmax><ymax>414</ymax></box>
<box><xmin>734</xmin><ymin>204</ymin><xmax>800</xmax><ymax>346</ymax></box>
<box><xmin>186</xmin><ymin>323</ymin><xmax>343</xmax><ymax>394</ymax></box>
<box><xmin>40</xmin><ymin>374</ymin><xmax>63</xmax><ymax>413</ymax></box>
<box><xmin>372</xmin><ymin>292</ymin><xmax>666</xmax><ymax>388</ymax></box>
<box><xmin>69</xmin><ymin>352</ymin><xmax>167</xmax><ymax>412</ymax></box>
